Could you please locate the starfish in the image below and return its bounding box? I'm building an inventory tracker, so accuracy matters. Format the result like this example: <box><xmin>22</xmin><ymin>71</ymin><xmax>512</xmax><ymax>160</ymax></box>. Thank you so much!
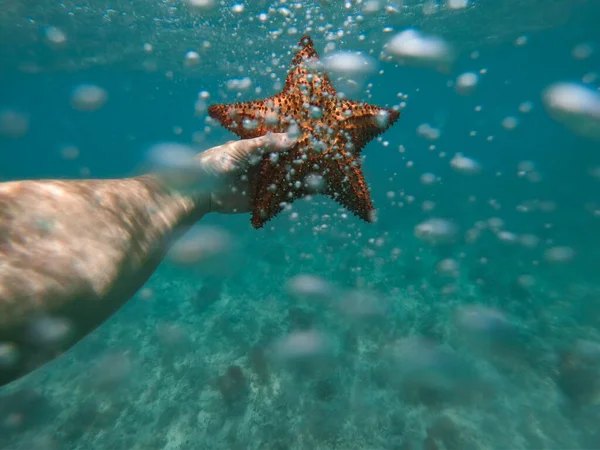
<box><xmin>208</xmin><ymin>35</ymin><xmax>400</xmax><ymax>228</ymax></box>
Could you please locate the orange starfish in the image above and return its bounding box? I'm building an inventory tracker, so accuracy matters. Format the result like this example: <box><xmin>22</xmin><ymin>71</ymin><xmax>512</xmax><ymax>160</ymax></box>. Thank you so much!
<box><xmin>208</xmin><ymin>35</ymin><xmax>400</xmax><ymax>228</ymax></box>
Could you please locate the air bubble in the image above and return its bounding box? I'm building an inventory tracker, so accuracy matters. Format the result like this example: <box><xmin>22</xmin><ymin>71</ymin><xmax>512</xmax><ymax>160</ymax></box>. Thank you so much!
<box><xmin>386</xmin><ymin>29</ymin><xmax>454</xmax><ymax>69</ymax></box>
<box><xmin>455</xmin><ymin>72</ymin><xmax>479</xmax><ymax>95</ymax></box>
<box><xmin>305</xmin><ymin>173</ymin><xmax>326</xmax><ymax>193</ymax></box>
<box><xmin>450</xmin><ymin>153</ymin><xmax>481</xmax><ymax>175</ymax></box>
<box><xmin>414</xmin><ymin>218</ymin><xmax>458</xmax><ymax>245</ymax></box>
<box><xmin>184</xmin><ymin>51</ymin><xmax>200</xmax><ymax>67</ymax></box>
<box><xmin>43</xmin><ymin>26</ymin><xmax>67</xmax><ymax>48</ymax></box>
<box><xmin>420</xmin><ymin>172</ymin><xmax>437</xmax><ymax>185</ymax></box>
<box><xmin>70</xmin><ymin>84</ymin><xmax>107</xmax><ymax>112</ymax></box>
<box><xmin>542</xmin><ymin>82</ymin><xmax>600</xmax><ymax>139</ymax></box>
<box><xmin>226</xmin><ymin>77</ymin><xmax>252</xmax><ymax>92</ymax></box>
<box><xmin>0</xmin><ymin>110</ymin><xmax>29</xmax><ymax>138</ymax></box>
<box><xmin>186</xmin><ymin>0</ymin><xmax>216</xmax><ymax>10</ymax></box>
<box><xmin>447</xmin><ymin>0</ymin><xmax>468</xmax><ymax>8</ymax></box>
<box><xmin>544</xmin><ymin>246</ymin><xmax>575</xmax><ymax>263</ymax></box>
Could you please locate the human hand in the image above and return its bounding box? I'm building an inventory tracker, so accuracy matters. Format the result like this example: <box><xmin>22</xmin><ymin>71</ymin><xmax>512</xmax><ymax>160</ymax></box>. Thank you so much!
<box><xmin>195</xmin><ymin>133</ymin><xmax>295</xmax><ymax>214</ymax></box>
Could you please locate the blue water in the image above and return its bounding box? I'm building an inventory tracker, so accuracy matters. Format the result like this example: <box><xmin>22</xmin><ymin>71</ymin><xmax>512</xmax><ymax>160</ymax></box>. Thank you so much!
<box><xmin>2</xmin><ymin>1</ymin><xmax>600</xmax><ymax>449</ymax></box>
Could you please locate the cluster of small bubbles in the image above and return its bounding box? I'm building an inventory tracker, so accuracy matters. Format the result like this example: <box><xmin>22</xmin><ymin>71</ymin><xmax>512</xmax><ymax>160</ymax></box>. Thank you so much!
<box><xmin>450</xmin><ymin>153</ymin><xmax>481</xmax><ymax>175</ymax></box>
<box><xmin>544</xmin><ymin>246</ymin><xmax>575</xmax><ymax>263</ymax></box>
<box><xmin>414</xmin><ymin>218</ymin><xmax>458</xmax><ymax>245</ymax></box>
<box><xmin>226</xmin><ymin>77</ymin><xmax>252</xmax><ymax>92</ymax></box>
<box><xmin>70</xmin><ymin>84</ymin><xmax>108</xmax><ymax>112</ymax></box>
<box><xmin>542</xmin><ymin>82</ymin><xmax>600</xmax><ymax>139</ymax></box>
<box><xmin>572</xmin><ymin>42</ymin><xmax>594</xmax><ymax>60</ymax></box>
<box><xmin>455</xmin><ymin>71</ymin><xmax>479</xmax><ymax>95</ymax></box>
<box><xmin>184</xmin><ymin>50</ymin><xmax>200</xmax><ymax>67</ymax></box>
<box><xmin>0</xmin><ymin>109</ymin><xmax>29</xmax><ymax>138</ymax></box>
<box><xmin>417</xmin><ymin>123</ymin><xmax>440</xmax><ymax>141</ymax></box>
<box><xmin>386</xmin><ymin>29</ymin><xmax>455</xmax><ymax>69</ymax></box>
<box><xmin>502</xmin><ymin>116</ymin><xmax>519</xmax><ymax>130</ymax></box>
<box><xmin>43</xmin><ymin>26</ymin><xmax>67</xmax><ymax>48</ymax></box>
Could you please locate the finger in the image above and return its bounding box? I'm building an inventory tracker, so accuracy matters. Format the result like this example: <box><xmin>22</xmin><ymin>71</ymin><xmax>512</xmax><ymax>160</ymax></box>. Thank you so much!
<box><xmin>230</xmin><ymin>133</ymin><xmax>296</xmax><ymax>162</ymax></box>
<box><xmin>260</xmin><ymin>132</ymin><xmax>297</xmax><ymax>152</ymax></box>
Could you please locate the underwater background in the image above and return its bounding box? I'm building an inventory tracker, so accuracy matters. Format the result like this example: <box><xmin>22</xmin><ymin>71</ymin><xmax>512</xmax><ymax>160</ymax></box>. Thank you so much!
<box><xmin>1</xmin><ymin>0</ymin><xmax>600</xmax><ymax>449</ymax></box>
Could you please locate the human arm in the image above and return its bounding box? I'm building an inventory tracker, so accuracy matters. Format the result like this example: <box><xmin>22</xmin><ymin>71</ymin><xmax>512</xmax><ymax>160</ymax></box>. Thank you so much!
<box><xmin>0</xmin><ymin>133</ymin><xmax>292</xmax><ymax>386</ymax></box>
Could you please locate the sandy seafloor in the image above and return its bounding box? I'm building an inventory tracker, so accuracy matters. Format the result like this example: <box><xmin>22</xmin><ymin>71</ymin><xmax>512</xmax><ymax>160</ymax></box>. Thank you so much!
<box><xmin>2</xmin><ymin>1</ymin><xmax>600</xmax><ymax>449</ymax></box>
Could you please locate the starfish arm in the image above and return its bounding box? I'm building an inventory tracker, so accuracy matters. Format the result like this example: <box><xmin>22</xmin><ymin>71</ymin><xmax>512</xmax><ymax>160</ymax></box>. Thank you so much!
<box><xmin>208</xmin><ymin>98</ymin><xmax>288</xmax><ymax>139</ymax></box>
<box><xmin>323</xmin><ymin>153</ymin><xmax>375</xmax><ymax>222</ymax></box>
<box><xmin>284</xmin><ymin>36</ymin><xmax>337</xmax><ymax>98</ymax></box>
<box><xmin>251</xmin><ymin>147</ymin><xmax>310</xmax><ymax>228</ymax></box>
<box><xmin>337</xmin><ymin>100</ymin><xmax>401</xmax><ymax>153</ymax></box>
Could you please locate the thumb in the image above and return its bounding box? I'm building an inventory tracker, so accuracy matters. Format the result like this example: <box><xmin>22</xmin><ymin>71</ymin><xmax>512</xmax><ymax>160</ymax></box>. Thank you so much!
<box><xmin>226</xmin><ymin>133</ymin><xmax>296</xmax><ymax>170</ymax></box>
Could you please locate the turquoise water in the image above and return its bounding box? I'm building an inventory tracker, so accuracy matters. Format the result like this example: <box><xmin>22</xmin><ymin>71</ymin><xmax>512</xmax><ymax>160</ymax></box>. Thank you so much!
<box><xmin>1</xmin><ymin>1</ymin><xmax>600</xmax><ymax>449</ymax></box>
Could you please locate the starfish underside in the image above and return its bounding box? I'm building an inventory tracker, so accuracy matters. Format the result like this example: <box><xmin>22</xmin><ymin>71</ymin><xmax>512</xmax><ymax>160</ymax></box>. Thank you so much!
<box><xmin>208</xmin><ymin>35</ymin><xmax>401</xmax><ymax>228</ymax></box>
